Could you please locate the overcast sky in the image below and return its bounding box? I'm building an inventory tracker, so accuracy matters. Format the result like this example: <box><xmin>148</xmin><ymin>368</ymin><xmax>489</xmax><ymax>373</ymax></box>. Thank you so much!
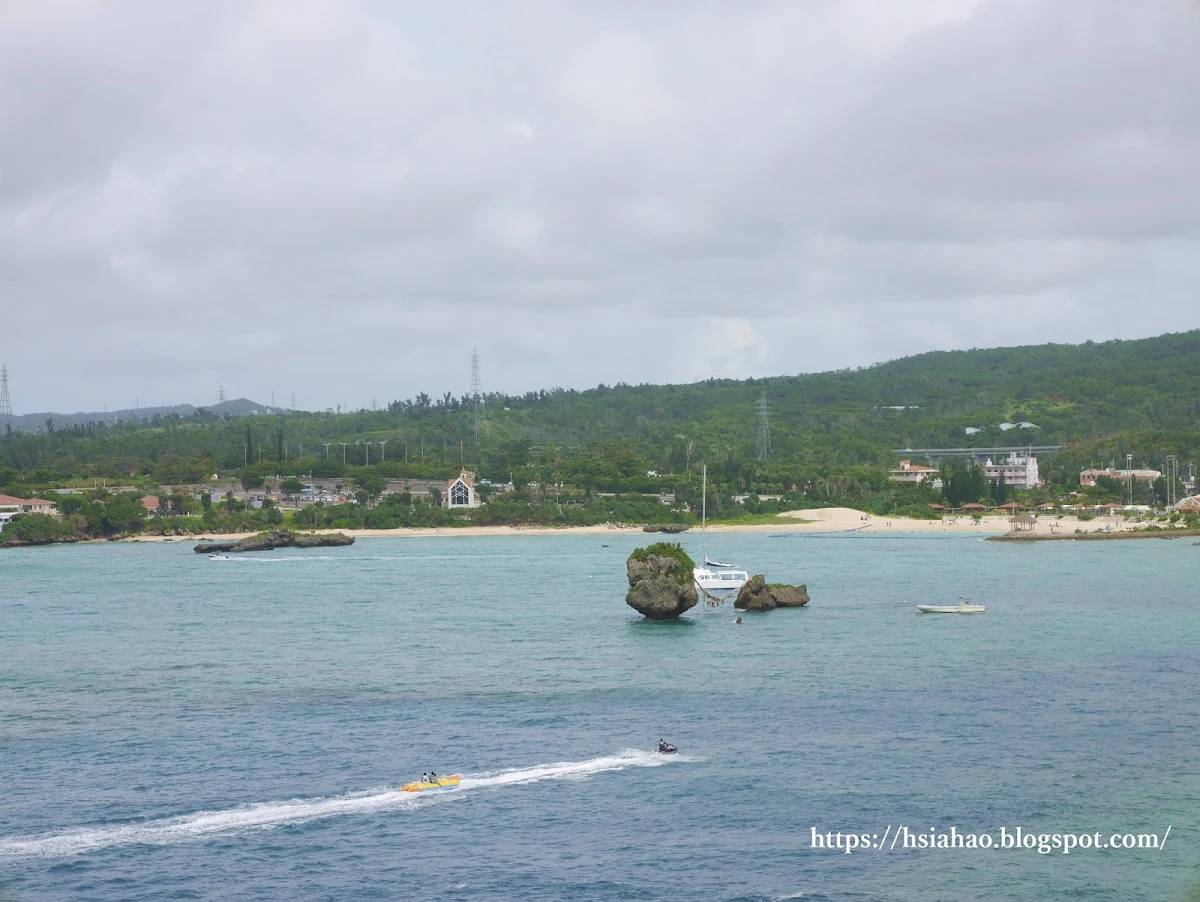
<box><xmin>2</xmin><ymin>0</ymin><xmax>1198</xmax><ymax>413</ymax></box>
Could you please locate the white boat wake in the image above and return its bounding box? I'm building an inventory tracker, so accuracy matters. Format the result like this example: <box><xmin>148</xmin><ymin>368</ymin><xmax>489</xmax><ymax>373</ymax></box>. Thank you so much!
<box><xmin>0</xmin><ymin>749</ymin><xmax>679</xmax><ymax>859</ymax></box>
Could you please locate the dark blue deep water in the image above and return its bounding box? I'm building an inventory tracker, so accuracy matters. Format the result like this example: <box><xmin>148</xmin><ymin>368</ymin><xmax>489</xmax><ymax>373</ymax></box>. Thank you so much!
<box><xmin>1</xmin><ymin>534</ymin><xmax>1197</xmax><ymax>900</ymax></box>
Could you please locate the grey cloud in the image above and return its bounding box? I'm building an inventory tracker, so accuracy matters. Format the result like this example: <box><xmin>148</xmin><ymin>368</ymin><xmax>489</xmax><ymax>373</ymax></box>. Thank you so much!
<box><xmin>1</xmin><ymin>0</ymin><xmax>1198</xmax><ymax>412</ymax></box>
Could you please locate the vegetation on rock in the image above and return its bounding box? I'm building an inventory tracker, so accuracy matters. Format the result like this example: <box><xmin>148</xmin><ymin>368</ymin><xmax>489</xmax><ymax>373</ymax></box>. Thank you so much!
<box><xmin>628</xmin><ymin>543</ymin><xmax>696</xmax><ymax>586</ymax></box>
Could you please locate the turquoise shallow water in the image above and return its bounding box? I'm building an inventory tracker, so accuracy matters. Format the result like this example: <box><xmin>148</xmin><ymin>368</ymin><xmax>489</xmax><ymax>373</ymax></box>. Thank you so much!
<box><xmin>1</xmin><ymin>534</ymin><xmax>1197</xmax><ymax>900</ymax></box>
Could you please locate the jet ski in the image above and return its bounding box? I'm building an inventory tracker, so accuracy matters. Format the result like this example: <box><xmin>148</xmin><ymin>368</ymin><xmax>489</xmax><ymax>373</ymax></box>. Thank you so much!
<box><xmin>401</xmin><ymin>774</ymin><xmax>461</xmax><ymax>792</ymax></box>
<box><xmin>657</xmin><ymin>741</ymin><xmax>678</xmax><ymax>754</ymax></box>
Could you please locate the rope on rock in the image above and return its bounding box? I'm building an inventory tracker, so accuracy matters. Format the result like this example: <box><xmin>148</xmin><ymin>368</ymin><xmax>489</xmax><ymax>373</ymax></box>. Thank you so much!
<box><xmin>700</xmin><ymin>585</ymin><xmax>739</xmax><ymax>607</ymax></box>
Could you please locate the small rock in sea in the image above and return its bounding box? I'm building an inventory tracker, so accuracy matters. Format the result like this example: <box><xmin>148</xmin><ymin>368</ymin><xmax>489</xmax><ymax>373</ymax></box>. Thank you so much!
<box><xmin>194</xmin><ymin>530</ymin><xmax>354</xmax><ymax>554</ymax></box>
<box><xmin>733</xmin><ymin>574</ymin><xmax>810</xmax><ymax>612</ymax></box>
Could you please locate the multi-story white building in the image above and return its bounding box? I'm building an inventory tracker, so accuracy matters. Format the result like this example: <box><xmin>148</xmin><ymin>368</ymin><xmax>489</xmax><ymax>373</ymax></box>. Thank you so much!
<box><xmin>984</xmin><ymin>454</ymin><xmax>1041</xmax><ymax>490</ymax></box>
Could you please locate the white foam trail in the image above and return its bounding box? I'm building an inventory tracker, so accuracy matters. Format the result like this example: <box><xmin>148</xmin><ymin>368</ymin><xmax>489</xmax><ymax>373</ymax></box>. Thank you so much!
<box><xmin>0</xmin><ymin>749</ymin><xmax>676</xmax><ymax>859</ymax></box>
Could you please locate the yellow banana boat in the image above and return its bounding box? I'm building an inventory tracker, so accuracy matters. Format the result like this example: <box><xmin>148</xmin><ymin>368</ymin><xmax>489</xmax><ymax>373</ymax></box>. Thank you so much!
<box><xmin>401</xmin><ymin>774</ymin><xmax>461</xmax><ymax>793</ymax></box>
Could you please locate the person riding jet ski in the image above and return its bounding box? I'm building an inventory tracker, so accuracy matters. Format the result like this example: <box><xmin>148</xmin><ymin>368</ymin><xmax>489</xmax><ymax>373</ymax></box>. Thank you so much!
<box><xmin>658</xmin><ymin>739</ymin><xmax>677</xmax><ymax>754</ymax></box>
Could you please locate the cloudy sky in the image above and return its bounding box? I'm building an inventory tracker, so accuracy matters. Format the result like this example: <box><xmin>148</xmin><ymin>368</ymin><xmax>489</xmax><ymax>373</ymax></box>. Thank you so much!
<box><xmin>2</xmin><ymin>0</ymin><xmax>1198</xmax><ymax>413</ymax></box>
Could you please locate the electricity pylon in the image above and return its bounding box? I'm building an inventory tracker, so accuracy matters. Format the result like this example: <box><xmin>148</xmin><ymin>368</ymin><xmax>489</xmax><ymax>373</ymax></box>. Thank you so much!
<box><xmin>470</xmin><ymin>348</ymin><xmax>485</xmax><ymax>443</ymax></box>
<box><xmin>755</xmin><ymin>391</ymin><xmax>772</xmax><ymax>460</ymax></box>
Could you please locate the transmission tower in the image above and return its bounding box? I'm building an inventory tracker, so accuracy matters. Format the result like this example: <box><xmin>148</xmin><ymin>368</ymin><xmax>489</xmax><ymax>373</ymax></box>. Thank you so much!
<box><xmin>469</xmin><ymin>347</ymin><xmax>485</xmax><ymax>442</ymax></box>
<box><xmin>217</xmin><ymin>385</ymin><xmax>226</xmax><ymax>409</ymax></box>
<box><xmin>755</xmin><ymin>391</ymin><xmax>772</xmax><ymax>460</ymax></box>
<box><xmin>289</xmin><ymin>392</ymin><xmax>297</xmax><ymax>411</ymax></box>
<box><xmin>0</xmin><ymin>364</ymin><xmax>12</xmax><ymax>433</ymax></box>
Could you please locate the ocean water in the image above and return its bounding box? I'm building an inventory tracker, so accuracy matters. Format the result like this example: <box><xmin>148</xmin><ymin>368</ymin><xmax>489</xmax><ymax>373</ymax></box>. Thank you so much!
<box><xmin>1</xmin><ymin>533</ymin><xmax>1197</xmax><ymax>901</ymax></box>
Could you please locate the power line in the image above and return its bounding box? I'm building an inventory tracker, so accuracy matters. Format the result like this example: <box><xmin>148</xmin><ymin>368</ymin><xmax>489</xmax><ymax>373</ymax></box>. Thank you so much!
<box><xmin>755</xmin><ymin>391</ymin><xmax>772</xmax><ymax>460</ymax></box>
<box><xmin>0</xmin><ymin>364</ymin><xmax>12</xmax><ymax>433</ymax></box>
<box><xmin>469</xmin><ymin>347</ymin><xmax>485</xmax><ymax>443</ymax></box>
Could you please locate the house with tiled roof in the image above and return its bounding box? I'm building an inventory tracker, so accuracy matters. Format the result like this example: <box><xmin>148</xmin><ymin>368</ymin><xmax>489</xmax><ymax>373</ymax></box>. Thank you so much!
<box><xmin>0</xmin><ymin>494</ymin><xmax>56</xmax><ymax>531</ymax></box>
<box><xmin>0</xmin><ymin>494</ymin><xmax>55</xmax><ymax>514</ymax></box>
<box><xmin>889</xmin><ymin>460</ymin><xmax>937</xmax><ymax>484</ymax></box>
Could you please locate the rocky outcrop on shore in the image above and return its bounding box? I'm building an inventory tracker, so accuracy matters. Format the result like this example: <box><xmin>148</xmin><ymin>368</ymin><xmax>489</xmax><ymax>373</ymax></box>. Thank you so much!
<box><xmin>625</xmin><ymin>543</ymin><xmax>699</xmax><ymax>620</ymax></box>
<box><xmin>734</xmin><ymin>574</ymin><xmax>810</xmax><ymax>611</ymax></box>
<box><xmin>194</xmin><ymin>530</ymin><xmax>354</xmax><ymax>554</ymax></box>
<box><xmin>642</xmin><ymin>523</ymin><xmax>688</xmax><ymax>533</ymax></box>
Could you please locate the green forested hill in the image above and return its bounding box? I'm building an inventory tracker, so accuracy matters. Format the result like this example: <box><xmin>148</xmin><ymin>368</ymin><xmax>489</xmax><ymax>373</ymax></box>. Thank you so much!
<box><xmin>3</xmin><ymin>330</ymin><xmax>1198</xmax><ymax>509</ymax></box>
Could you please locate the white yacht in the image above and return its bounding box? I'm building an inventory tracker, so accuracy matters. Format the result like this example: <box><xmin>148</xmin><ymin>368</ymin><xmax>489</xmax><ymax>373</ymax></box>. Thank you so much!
<box><xmin>693</xmin><ymin>465</ymin><xmax>749</xmax><ymax>599</ymax></box>
<box><xmin>694</xmin><ymin>565</ymin><xmax>750</xmax><ymax>595</ymax></box>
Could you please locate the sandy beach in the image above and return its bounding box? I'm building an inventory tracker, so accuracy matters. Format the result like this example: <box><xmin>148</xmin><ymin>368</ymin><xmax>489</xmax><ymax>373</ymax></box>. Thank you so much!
<box><xmin>124</xmin><ymin>506</ymin><xmax>1148</xmax><ymax>542</ymax></box>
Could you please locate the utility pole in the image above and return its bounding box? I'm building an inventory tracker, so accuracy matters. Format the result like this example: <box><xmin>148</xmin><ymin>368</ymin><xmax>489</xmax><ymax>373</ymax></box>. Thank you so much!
<box><xmin>323</xmin><ymin>443</ymin><xmax>331</xmax><ymax>459</ymax></box>
<box><xmin>1166</xmin><ymin>454</ymin><xmax>1174</xmax><ymax>510</ymax></box>
<box><xmin>470</xmin><ymin>348</ymin><xmax>484</xmax><ymax>443</ymax></box>
<box><xmin>1126</xmin><ymin>454</ymin><xmax>1133</xmax><ymax>507</ymax></box>
<box><xmin>0</xmin><ymin>364</ymin><xmax>12</xmax><ymax>433</ymax></box>
<box><xmin>755</xmin><ymin>391</ymin><xmax>772</xmax><ymax>460</ymax></box>
<box><xmin>340</xmin><ymin>442</ymin><xmax>347</xmax><ymax>465</ymax></box>
<box><xmin>379</xmin><ymin>440</ymin><xmax>387</xmax><ymax>463</ymax></box>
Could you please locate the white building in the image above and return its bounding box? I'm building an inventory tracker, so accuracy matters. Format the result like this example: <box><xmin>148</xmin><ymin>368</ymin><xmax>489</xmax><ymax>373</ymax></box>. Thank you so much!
<box><xmin>0</xmin><ymin>494</ymin><xmax>56</xmax><ymax>531</ymax></box>
<box><xmin>889</xmin><ymin>460</ymin><xmax>938</xmax><ymax>484</ymax></box>
<box><xmin>0</xmin><ymin>494</ymin><xmax>55</xmax><ymax>515</ymax></box>
<box><xmin>443</xmin><ymin>467</ymin><xmax>482</xmax><ymax>509</ymax></box>
<box><xmin>984</xmin><ymin>454</ymin><xmax>1041</xmax><ymax>490</ymax></box>
<box><xmin>1079</xmin><ymin>467</ymin><xmax>1160</xmax><ymax>488</ymax></box>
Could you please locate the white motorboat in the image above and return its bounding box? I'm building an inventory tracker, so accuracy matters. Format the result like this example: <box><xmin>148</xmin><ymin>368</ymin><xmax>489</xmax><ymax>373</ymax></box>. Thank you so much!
<box><xmin>917</xmin><ymin>600</ymin><xmax>986</xmax><ymax>614</ymax></box>
<box><xmin>694</xmin><ymin>566</ymin><xmax>751</xmax><ymax>595</ymax></box>
<box><xmin>693</xmin><ymin>465</ymin><xmax>749</xmax><ymax>600</ymax></box>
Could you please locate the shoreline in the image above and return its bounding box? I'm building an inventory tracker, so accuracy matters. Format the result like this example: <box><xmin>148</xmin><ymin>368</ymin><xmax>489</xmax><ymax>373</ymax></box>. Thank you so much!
<box><xmin>121</xmin><ymin>507</ymin><xmax>1154</xmax><ymax>542</ymax></box>
<box><xmin>9</xmin><ymin>507</ymin><xmax>1190</xmax><ymax>548</ymax></box>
